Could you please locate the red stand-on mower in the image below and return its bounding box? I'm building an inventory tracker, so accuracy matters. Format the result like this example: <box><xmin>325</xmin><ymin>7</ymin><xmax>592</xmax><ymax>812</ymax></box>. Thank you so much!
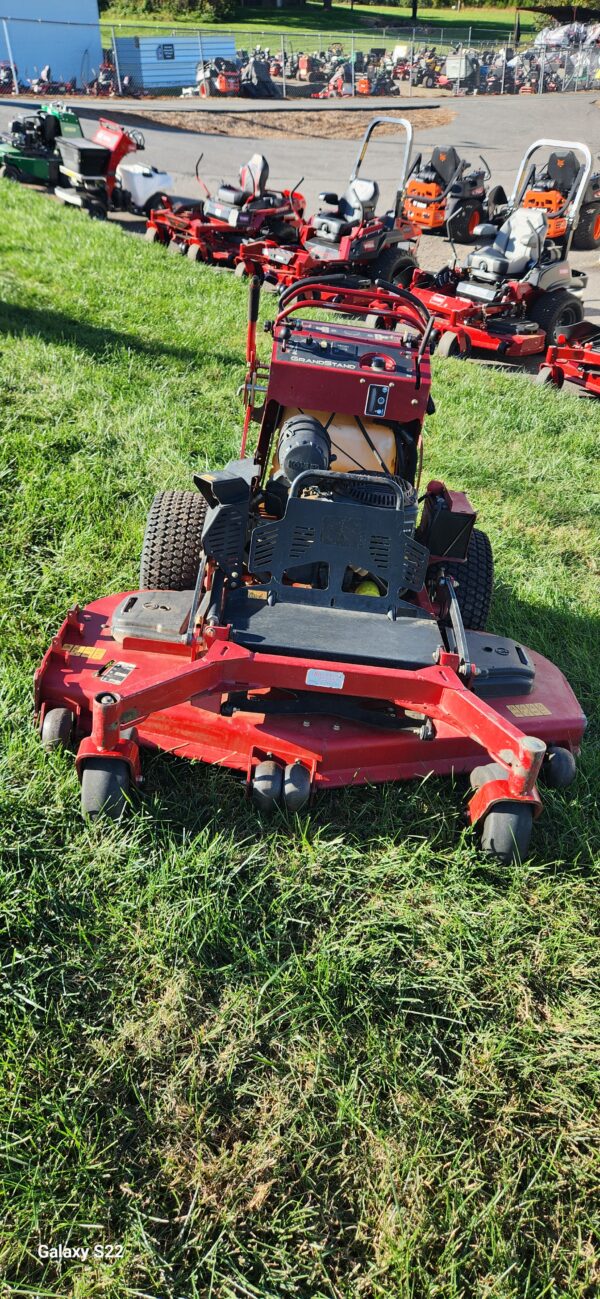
<box><xmin>146</xmin><ymin>153</ymin><xmax>305</xmax><ymax>265</ymax></box>
<box><xmin>35</xmin><ymin>275</ymin><xmax>585</xmax><ymax>861</ymax></box>
<box><xmin>402</xmin><ymin>145</ymin><xmax>495</xmax><ymax>243</ymax></box>
<box><xmin>409</xmin><ymin>138</ymin><xmax>592</xmax><ymax>360</ymax></box>
<box><xmin>236</xmin><ymin>117</ymin><xmax>420</xmax><ymax>290</ymax></box>
<box><xmin>537</xmin><ymin>321</ymin><xmax>600</xmax><ymax>398</ymax></box>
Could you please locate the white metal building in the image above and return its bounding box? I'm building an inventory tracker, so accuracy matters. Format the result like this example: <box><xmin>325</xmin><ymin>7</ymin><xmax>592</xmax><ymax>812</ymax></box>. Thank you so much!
<box><xmin>0</xmin><ymin>1</ymin><xmax>103</xmax><ymax>88</ymax></box>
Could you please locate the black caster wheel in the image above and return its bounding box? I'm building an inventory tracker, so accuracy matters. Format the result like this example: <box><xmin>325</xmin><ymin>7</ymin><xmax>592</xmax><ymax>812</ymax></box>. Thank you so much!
<box><xmin>480</xmin><ymin>800</ymin><xmax>534</xmax><ymax>864</ymax></box>
<box><xmin>187</xmin><ymin>243</ymin><xmax>202</xmax><ymax>261</ymax></box>
<box><xmin>283</xmin><ymin>762</ymin><xmax>311</xmax><ymax>812</ymax></box>
<box><xmin>41</xmin><ymin>707</ymin><xmax>73</xmax><ymax>752</ymax></box>
<box><xmin>541</xmin><ymin>745</ymin><xmax>576</xmax><ymax>789</ymax></box>
<box><xmin>80</xmin><ymin>758</ymin><xmax>130</xmax><ymax>822</ymax></box>
<box><xmin>168</xmin><ymin>239</ymin><xmax>184</xmax><ymax>254</ymax></box>
<box><xmin>252</xmin><ymin>760</ymin><xmax>283</xmax><ymax>813</ymax></box>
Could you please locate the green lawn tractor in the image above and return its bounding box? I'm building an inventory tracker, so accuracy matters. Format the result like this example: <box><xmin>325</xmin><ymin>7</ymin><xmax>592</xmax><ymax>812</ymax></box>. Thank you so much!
<box><xmin>0</xmin><ymin>103</ymin><xmax>82</xmax><ymax>186</ymax></box>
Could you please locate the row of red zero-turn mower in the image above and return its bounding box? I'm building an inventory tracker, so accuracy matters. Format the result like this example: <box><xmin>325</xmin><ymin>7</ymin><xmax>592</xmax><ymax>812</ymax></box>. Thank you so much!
<box><xmin>145</xmin><ymin>120</ymin><xmax>599</xmax><ymax>392</ymax></box>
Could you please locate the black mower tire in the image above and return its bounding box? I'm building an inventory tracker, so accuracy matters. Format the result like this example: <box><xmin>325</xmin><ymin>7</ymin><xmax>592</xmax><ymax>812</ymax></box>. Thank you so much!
<box><xmin>41</xmin><ymin>707</ymin><xmax>73</xmax><ymax>752</ymax></box>
<box><xmin>145</xmin><ymin>226</ymin><xmax>160</xmax><ymax>243</ymax></box>
<box><xmin>0</xmin><ymin>163</ymin><xmax>20</xmax><ymax>182</ymax></box>
<box><xmin>140</xmin><ymin>490</ymin><xmax>207</xmax><ymax>591</ymax></box>
<box><xmin>187</xmin><ymin>243</ymin><xmax>203</xmax><ymax>261</ymax></box>
<box><xmin>572</xmin><ymin>203</ymin><xmax>600</xmax><ymax>250</ymax></box>
<box><xmin>534</xmin><ymin>364</ymin><xmax>556</xmax><ymax>387</ymax></box>
<box><xmin>443</xmin><ymin>528</ymin><xmax>494</xmax><ymax>631</ymax></box>
<box><xmin>371</xmin><ymin>248</ymin><xmax>417</xmax><ymax>288</ymax></box>
<box><xmin>168</xmin><ymin>238</ymin><xmax>184</xmax><ymax>254</ymax></box>
<box><xmin>88</xmin><ymin>201</ymin><xmax>108</xmax><ymax>221</ymax></box>
<box><xmin>81</xmin><ymin>758</ymin><xmax>130</xmax><ymax>822</ymax></box>
<box><xmin>144</xmin><ymin>191</ymin><xmax>165</xmax><ymax>217</ymax></box>
<box><xmin>448</xmin><ymin>201</ymin><xmax>485</xmax><ymax>244</ymax></box>
<box><xmin>527</xmin><ymin>291</ymin><xmax>584</xmax><ymax>347</ymax></box>
<box><xmin>479</xmin><ymin>800</ymin><xmax>534</xmax><ymax>864</ymax></box>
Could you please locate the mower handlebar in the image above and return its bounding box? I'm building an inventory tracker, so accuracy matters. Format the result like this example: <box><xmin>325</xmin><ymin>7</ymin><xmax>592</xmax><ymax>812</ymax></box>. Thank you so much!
<box><xmin>248</xmin><ymin>275</ymin><xmax>261</xmax><ymax>324</ymax></box>
<box><xmin>275</xmin><ymin>276</ymin><xmax>430</xmax><ymax>339</ymax></box>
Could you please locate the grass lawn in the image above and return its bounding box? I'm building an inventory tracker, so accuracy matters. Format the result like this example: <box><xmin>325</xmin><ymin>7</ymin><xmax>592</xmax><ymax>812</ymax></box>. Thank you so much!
<box><xmin>102</xmin><ymin>2</ymin><xmax>537</xmax><ymax>44</ymax></box>
<box><xmin>1</xmin><ymin>183</ymin><xmax>599</xmax><ymax>1298</ymax></box>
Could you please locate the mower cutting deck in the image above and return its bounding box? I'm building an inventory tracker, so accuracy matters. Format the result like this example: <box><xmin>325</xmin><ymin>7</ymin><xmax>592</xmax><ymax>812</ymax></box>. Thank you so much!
<box><xmin>537</xmin><ymin>320</ymin><xmax>600</xmax><ymax>397</ymax></box>
<box><xmin>236</xmin><ymin>117</ymin><xmax>420</xmax><ymax>290</ymax></box>
<box><xmin>145</xmin><ymin>153</ymin><xmax>305</xmax><ymax>265</ymax></box>
<box><xmin>35</xmin><ymin>276</ymin><xmax>585</xmax><ymax>860</ymax></box>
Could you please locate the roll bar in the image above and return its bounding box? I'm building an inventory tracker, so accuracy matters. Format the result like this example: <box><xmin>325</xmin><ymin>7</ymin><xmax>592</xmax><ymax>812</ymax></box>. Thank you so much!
<box><xmin>349</xmin><ymin>116</ymin><xmax>414</xmax><ymax>217</ymax></box>
<box><xmin>508</xmin><ymin>139</ymin><xmax>593</xmax><ymax>233</ymax></box>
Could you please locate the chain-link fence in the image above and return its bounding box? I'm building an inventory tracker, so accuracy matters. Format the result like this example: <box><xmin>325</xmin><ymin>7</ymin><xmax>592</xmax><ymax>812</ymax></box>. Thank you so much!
<box><xmin>0</xmin><ymin>15</ymin><xmax>598</xmax><ymax>101</ymax></box>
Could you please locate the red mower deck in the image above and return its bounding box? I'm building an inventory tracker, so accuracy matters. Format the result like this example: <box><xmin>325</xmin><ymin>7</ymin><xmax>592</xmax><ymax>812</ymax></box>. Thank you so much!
<box><xmin>537</xmin><ymin>321</ymin><xmax>600</xmax><ymax>397</ymax></box>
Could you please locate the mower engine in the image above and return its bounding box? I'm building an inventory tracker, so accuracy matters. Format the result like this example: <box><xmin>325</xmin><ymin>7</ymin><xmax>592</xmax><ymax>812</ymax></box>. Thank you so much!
<box><xmin>9</xmin><ymin>116</ymin><xmax>40</xmax><ymax>149</ymax></box>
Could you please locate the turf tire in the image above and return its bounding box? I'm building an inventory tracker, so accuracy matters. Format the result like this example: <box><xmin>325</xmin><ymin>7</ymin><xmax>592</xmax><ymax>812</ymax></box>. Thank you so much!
<box><xmin>443</xmin><ymin>528</ymin><xmax>494</xmax><ymax>631</ymax></box>
<box><xmin>140</xmin><ymin>490</ymin><xmax>207</xmax><ymax>591</ymax></box>
<box><xmin>527</xmin><ymin>291</ymin><xmax>583</xmax><ymax>347</ymax></box>
<box><xmin>371</xmin><ymin>248</ymin><xmax>417</xmax><ymax>288</ymax></box>
<box><xmin>572</xmin><ymin>203</ymin><xmax>600</xmax><ymax>250</ymax></box>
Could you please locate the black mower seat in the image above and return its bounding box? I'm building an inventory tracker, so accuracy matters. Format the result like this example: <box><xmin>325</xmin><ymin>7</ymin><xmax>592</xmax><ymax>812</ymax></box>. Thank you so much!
<box><xmin>312</xmin><ymin>177</ymin><xmax>379</xmax><ymax>243</ymax></box>
<box><xmin>225</xmin><ymin>586</ymin><xmax>442</xmax><ymax>669</ymax></box>
<box><xmin>426</xmin><ymin>145</ymin><xmax>462</xmax><ymax>187</ymax></box>
<box><xmin>545</xmin><ymin>150</ymin><xmax>580</xmax><ymax>194</ymax></box>
<box><xmin>211</xmin><ymin>152</ymin><xmax>269</xmax><ymax>209</ymax></box>
<box><xmin>465</xmin><ymin>207</ymin><xmax>548</xmax><ymax>282</ymax></box>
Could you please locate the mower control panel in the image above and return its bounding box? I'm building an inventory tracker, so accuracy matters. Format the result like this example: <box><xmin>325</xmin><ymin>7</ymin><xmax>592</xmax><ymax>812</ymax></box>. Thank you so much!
<box><xmin>276</xmin><ymin>320</ymin><xmax>413</xmax><ymax>376</ymax></box>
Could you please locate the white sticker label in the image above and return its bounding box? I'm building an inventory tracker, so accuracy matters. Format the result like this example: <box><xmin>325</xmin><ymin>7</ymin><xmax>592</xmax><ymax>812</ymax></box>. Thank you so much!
<box><xmin>306</xmin><ymin>668</ymin><xmax>345</xmax><ymax>690</ymax></box>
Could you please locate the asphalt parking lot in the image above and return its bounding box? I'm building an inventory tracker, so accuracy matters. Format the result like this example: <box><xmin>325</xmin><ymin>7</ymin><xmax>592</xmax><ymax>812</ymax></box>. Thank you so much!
<box><xmin>1</xmin><ymin>92</ymin><xmax>598</xmax><ymax>323</ymax></box>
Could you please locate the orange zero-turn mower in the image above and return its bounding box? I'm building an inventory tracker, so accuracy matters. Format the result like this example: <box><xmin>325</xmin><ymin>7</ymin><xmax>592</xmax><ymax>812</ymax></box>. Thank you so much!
<box><xmin>402</xmin><ymin>145</ymin><xmax>493</xmax><ymax>243</ymax></box>
<box><xmin>35</xmin><ymin>274</ymin><xmax>585</xmax><ymax>861</ymax></box>
<box><xmin>491</xmin><ymin>138</ymin><xmax>600</xmax><ymax>250</ymax></box>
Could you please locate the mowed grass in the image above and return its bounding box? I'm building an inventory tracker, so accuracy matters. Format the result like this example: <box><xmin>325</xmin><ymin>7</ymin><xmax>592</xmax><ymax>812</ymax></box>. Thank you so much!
<box><xmin>0</xmin><ymin>184</ymin><xmax>599</xmax><ymax>1299</ymax></box>
<box><xmin>102</xmin><ymin>2</ymin><xmax>537</xmax><ymax>43</ymax></box>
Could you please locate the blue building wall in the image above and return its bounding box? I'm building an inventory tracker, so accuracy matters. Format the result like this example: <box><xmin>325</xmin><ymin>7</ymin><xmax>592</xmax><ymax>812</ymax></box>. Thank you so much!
<box><xmin>0</xmin><ymin>1</ymin><xmax>103</xmax><ymax>87</ymax></box>
<box><xmin>115</xmin><ymin>34</ymin><xmax>237</xmax><ymax>91</ymax></box>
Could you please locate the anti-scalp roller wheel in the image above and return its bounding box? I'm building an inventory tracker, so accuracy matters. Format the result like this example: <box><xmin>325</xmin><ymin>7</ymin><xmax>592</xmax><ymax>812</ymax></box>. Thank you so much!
<box><xmin>283</xmin><ymin>763</ymin><xmax>311</xmax><ymax>812</ymax></box>
<box><xmin>252</xmin><ymin>760</ymin><xmax>283</xmax><ymax>813</ymax></box>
